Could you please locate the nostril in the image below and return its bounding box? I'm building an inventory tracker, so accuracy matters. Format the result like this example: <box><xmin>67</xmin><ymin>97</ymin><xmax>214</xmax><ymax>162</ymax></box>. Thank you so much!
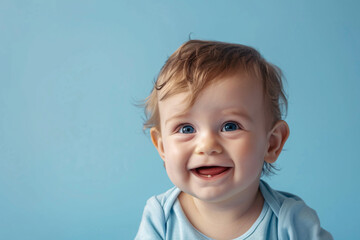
<box><xmin>195</xmin><ymin>141</ymin><xmax>222</xmax><ymax>155</ymax></box>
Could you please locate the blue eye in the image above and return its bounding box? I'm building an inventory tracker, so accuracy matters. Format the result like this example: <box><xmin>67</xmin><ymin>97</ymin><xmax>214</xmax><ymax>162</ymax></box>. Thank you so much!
<box><xmin>178</xmin><ymin>125</ymin><xmax>195</xmax><ymax>134</ymax></box>
<box><xmin>222</xmin><ymin>122</ymin><xmax>240</xmax><ymax>132</ymax></box>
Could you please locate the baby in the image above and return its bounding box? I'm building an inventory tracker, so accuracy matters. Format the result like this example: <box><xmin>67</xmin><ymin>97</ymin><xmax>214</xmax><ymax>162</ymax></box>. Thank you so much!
<box><xmin>136</xmin><ymin>40</ymin><xmax>333</xmax><ymax>240</ymax></box>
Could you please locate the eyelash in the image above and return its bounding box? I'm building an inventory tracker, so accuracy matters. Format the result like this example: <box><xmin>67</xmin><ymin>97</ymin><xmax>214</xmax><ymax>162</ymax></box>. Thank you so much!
<box><xmin>174</xmin><ymin>121</ymin><xmax>242</xmax><ymax>134</ymax></box>
<box><xmin>175</xmin><ymin>124</ymin><xmax>196</xmax><ymax>134</ymax></box>
<box><xmin>221</xmin><ymin>121</ymin><xmax>242</xmax><ymax>132</ymax></box>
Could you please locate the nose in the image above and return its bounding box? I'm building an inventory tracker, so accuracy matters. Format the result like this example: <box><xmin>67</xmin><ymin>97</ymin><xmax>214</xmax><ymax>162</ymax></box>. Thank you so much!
<box><xmin>194</xmin><ymin>132</ymin><xmax>223</xmax><ymax>155</ymax></box>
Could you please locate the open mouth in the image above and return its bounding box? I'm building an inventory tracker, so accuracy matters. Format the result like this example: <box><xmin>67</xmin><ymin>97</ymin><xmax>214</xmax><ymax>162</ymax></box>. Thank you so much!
<box><xmin>192</xmin><ymin>166</ymin><xmax>231</xmax><ymax>179</ymax></box>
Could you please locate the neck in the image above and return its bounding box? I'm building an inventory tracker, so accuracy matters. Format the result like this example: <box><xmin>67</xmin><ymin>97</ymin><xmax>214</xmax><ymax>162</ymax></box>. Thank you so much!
<box><xmin>193</xmin><ymin>186</ymin><xmax>263</xmax><ymax>224</ymax></box>
<box><xmin>179</xmin><ymin>181</ymin><xmax>264</xmax><ymax>239</ymax></box>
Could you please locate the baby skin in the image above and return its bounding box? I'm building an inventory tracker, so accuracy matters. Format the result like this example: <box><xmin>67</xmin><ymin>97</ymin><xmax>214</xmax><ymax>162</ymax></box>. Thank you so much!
<box><xmin>150</xmin><ymin>72</ymin><xmax>289</xmax><ymax>239</ymax></box>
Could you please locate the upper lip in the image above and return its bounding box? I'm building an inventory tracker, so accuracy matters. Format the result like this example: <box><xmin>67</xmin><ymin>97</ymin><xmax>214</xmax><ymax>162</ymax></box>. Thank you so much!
<box><xmin>189</xmin><ymin>165</ymin><xmax>233</xmax><ymax>170</ymax></box>
<box><xmin>188</xmin><ymin>158</ymin><xmax>233</xmax><ymax>170</ymax></box>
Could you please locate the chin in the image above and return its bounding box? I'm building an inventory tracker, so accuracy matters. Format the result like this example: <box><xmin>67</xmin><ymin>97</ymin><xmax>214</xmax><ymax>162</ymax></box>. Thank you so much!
<box><xmin>190</xmin><ymin>186</ymin><xmax>235</xmax><ymax>203</ymax></box>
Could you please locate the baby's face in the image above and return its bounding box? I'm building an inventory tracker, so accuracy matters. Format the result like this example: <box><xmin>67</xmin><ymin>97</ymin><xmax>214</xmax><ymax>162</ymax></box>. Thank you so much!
<box><xmin>152</xmin><ymin>73</ymin><xmax>271</xmax><ymax>203</ymax></box>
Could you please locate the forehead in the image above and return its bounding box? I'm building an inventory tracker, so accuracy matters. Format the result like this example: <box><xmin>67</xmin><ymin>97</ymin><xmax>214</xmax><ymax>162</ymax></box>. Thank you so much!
<box><xmin>157</xmin><ymin>72</ymin><xmax>266</xmax><ymax>125</ymax></box>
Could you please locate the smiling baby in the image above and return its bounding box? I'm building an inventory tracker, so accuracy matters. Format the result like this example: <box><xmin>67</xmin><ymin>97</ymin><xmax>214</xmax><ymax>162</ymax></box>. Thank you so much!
<box><xmin>135</xmin><ymin>40</ymin><xmax>333</xmax><ymax>240</ymax></box>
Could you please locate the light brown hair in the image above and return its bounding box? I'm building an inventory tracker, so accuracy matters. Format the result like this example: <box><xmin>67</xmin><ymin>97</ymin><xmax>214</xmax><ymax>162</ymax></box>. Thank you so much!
<box><xmin>143</xmin><ymin>40</ymin><xmax>288</xmax><ymax>175</ymax></box>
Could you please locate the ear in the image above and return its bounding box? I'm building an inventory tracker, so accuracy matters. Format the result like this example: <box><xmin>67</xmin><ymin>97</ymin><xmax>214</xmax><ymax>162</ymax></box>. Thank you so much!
<box><xmin>264</xmin><ymin>120</ymin><xmax>290</xmax><ymax>164</ymax></box>
<box><xmin>150</xmin><ymin>127</ymin><xmax>166</xmax><ymax>161</ymax></box>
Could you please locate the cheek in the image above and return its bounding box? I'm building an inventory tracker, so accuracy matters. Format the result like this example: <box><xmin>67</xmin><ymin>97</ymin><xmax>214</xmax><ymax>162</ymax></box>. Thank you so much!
<box><xmin>163</xmin><ymin>137</ymin><xmax>191</xmax><ymax>158</ymax></box>
<box><xmin>231</xmin><ymin>135</ymin><xmax>267</xmax><ymax>165</ymax></box>
<box><xmin>231</xmin><ymin>140</ymin><xmax>265</xmax><ymax>180</ymax></box>
<box><xmin>162</xmin><ymin>142</ymin><xmax>191</xmax><ymax>188</ymax></box>
<box><xmin>162</xmin><ymin>140</ymin><xmax>191</xmax><ymax>171</ymax></box>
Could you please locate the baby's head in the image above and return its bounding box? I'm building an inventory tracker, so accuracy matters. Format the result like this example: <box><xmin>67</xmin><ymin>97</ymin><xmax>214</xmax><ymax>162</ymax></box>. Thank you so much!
<box><xmin>144</xmin><ymin>40</ymin><xmax>288</xmax><ymax>176</ymax></box>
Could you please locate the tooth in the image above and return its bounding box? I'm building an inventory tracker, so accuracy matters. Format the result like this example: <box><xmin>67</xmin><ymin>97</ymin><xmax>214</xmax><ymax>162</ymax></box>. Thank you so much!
<box><xmin>207</xmin><ymin>175</ymin><xmax>211</xmax><ymax>178</ymax></box>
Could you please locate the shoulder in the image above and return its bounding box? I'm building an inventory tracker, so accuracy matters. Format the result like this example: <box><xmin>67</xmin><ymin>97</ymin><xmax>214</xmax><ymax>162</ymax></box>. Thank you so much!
<box><xmin>146</xmin><ymin>186</ymin><xmax>182</xmax><ymax>221</ymax></box>
<box><xmin>260</xmin><ymin>180</ymin><xmax>333</xmax><ymax>240</ymax></box>
<box><xmin>135</xmin><ymin>187</ymin><xmax>181</xmax><ymax>240</ymax></box>
<box><xmin>259</xmin><ymin>180</ymin><xmax>302</xmax><ymax>217</ymax></box>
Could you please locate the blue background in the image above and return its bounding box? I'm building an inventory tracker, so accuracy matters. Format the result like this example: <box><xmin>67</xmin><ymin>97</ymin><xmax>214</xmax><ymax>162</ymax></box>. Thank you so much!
<box><xmin>1</xmin><ymin>0</ymin><xmax>359</xmax><ymax>239</ymax></box>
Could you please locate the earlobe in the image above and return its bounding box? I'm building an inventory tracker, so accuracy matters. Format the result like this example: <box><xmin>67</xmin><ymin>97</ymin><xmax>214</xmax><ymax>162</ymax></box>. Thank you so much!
<box><xmin>264</xmin><ymin>120</ymin><xmax>290</xmax><ymax>163</ymax></box>
<box><xmin>150</xmin><ymin>127</ymin><xmax>166</xmax><ymax>161</ymax></box>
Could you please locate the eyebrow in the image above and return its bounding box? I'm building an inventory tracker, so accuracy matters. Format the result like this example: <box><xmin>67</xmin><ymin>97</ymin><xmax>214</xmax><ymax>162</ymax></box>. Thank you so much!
<box><xmin>164</xmin><ymin>112</ymin><xmax>189</xmax><ymax>126</ymax></box>
<box><xmin>164</xmin><ymin>109</ymin><xmax>253</xmax><ymax>126</ymax></box>
<box><xmin>222</xmin><ymin>109</ymin><xmax>253</xmax><ymax>123</ymax></box>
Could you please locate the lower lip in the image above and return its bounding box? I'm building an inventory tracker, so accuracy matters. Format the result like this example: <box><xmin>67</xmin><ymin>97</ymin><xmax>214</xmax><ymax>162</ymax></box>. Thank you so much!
<box><xmin>191</xmin><ymin>167</ymin><xmax>232</xmax><ymax>181</ymax></box>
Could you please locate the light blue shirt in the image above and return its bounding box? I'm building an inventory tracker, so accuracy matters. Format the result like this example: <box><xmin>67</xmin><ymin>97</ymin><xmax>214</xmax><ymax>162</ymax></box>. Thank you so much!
<box><xmin>135</xmin><ymin>181</ymin><xmax>333</xmax><ymax>239</ymax></box>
